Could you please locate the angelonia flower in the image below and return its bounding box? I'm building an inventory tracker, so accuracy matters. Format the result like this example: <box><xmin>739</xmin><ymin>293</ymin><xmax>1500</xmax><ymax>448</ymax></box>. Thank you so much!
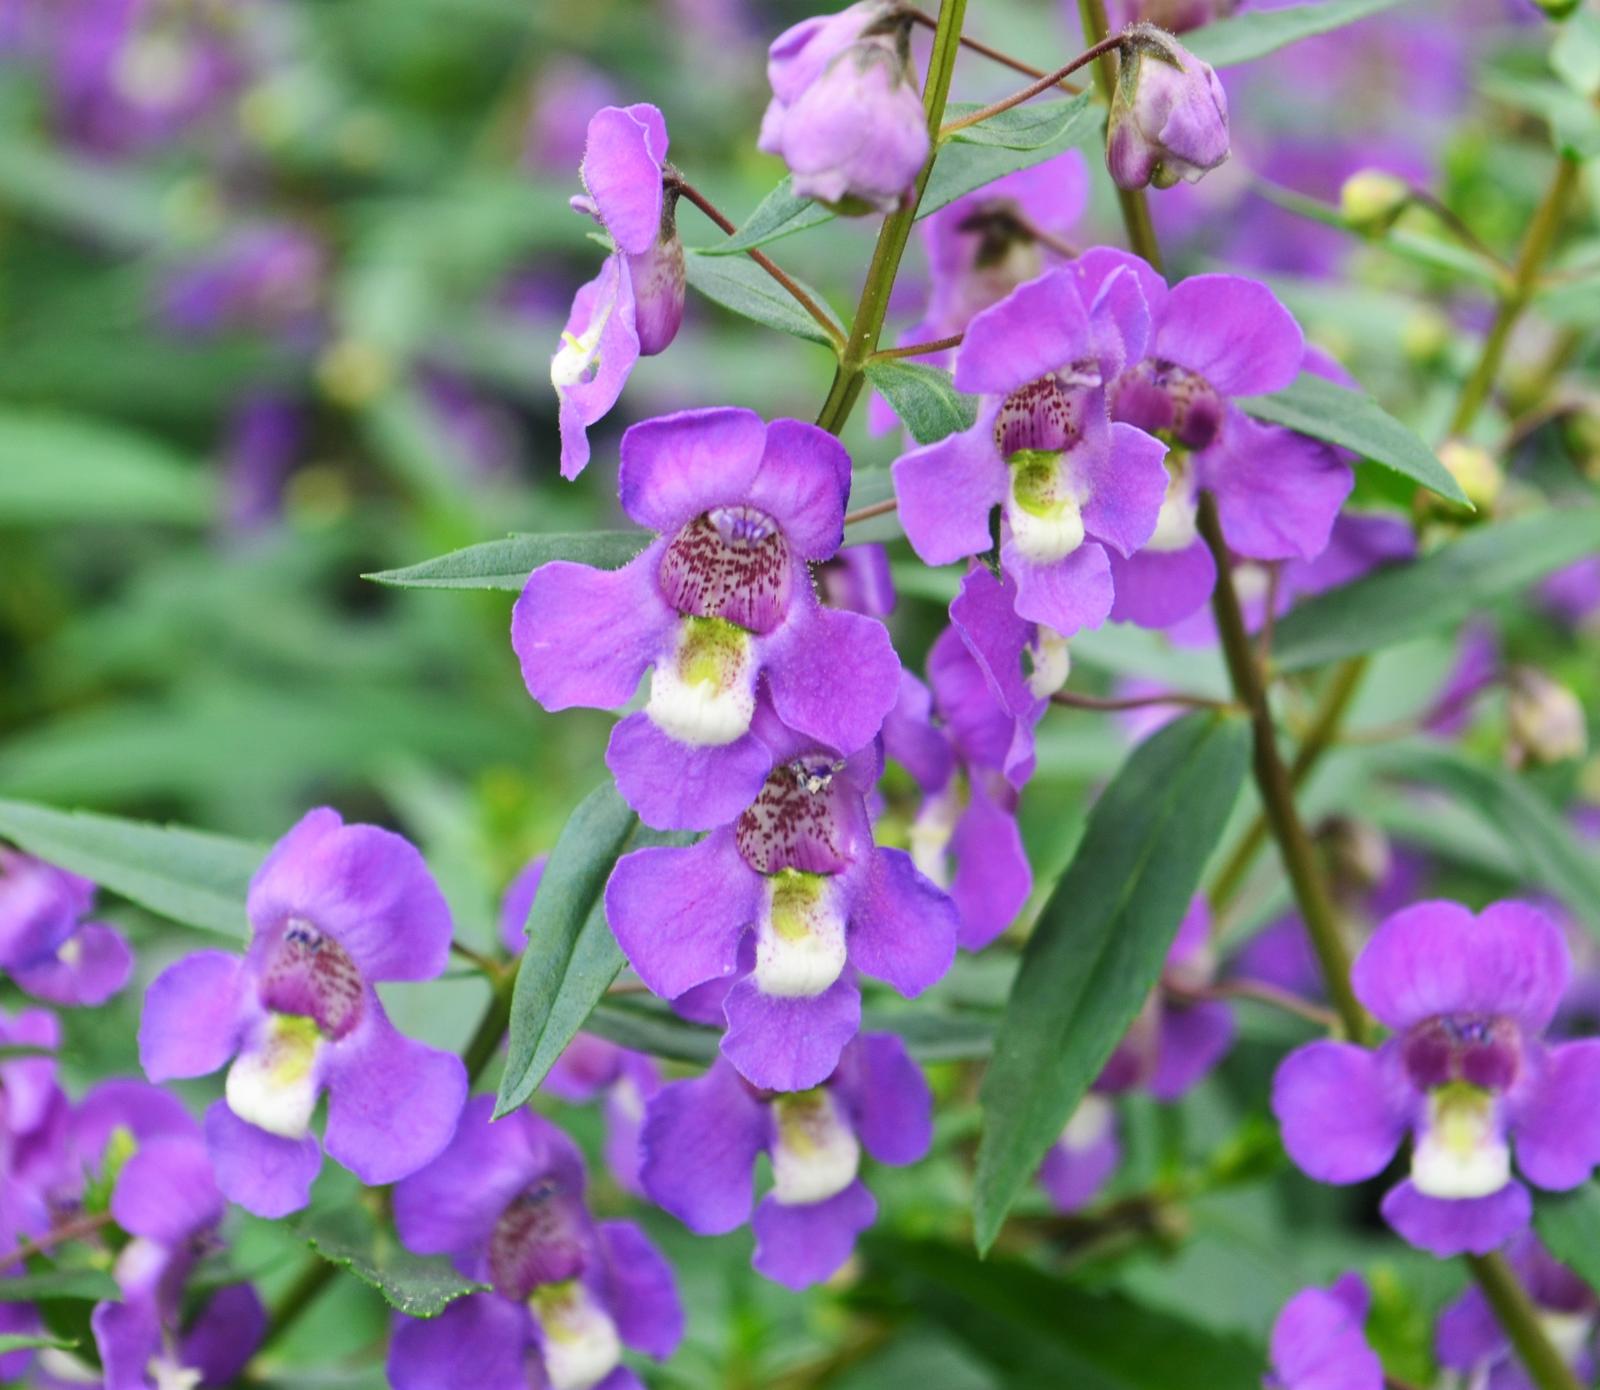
<box><xmin>758</xmin><ymin>0</ymin><xmax>930</xmax><ymax>212</ymax></box>
<box><xmin>220</xmin><ymin>392</ymin><xmax>303</xmax><ymax>536</ymax></box>
<box><xmin>1106</xmin><ymin>25</ymin><xmax>1230</xmax><ymax>192</ymax></box>
<box><xmin>554</xmin><ymin>103</ymin><xmax>685</xmax><ymax>479</ymax></box>
<box><xmin>1538</xmin><ymin>556</ymin><xmax>1600</xmax><ymax>632</ymax></box>
<box><xmin>160</xmin><ymin>223</ymin><xmax>326</xmax><ymax>342</ymax></box>
<box><xmin>817</xmin><ymin>543</ymin><xmax>896</xmax><ymax>616</ymax></box>
<box><xmin>640</xmin><ymin>1034</ymin><xmax>930</xmax><ymax>1289</ymax></box>
<box><xmin>0</xmin><ymin>1005</ymin><xmax>60</xmax><ymax>1171</ymax></box>
<box><xmin>1273</xmin><ymin>900</ymin><xmax>1600</xmax><ymax>1257</ymax></box>
<box><xmin>138</xmin><ymin>808</ymin><xmax>468</xmax><ymax>1217</ymax></box>
<box><xmin>1038</xmin><ymin>899</ymin><xmax>1234</xmax><ymax>1209</ymax></box>
<box><xmin>606</xmin><ymin>698</ymin><xmax>958</xmax><ymax>1091</ymax></box>
<box><xmin>1265</xmin><ymin>1273</ymin><xmax>1383</xmax><ymax>1390</ymax></box>
<box><xmin>513</xmin><ymin>407</ymin><xmax>901</xmax><ymax>832</ymax></box>
<box><xmin>523</xmin><ymin>60</ymin><xmax>622</xmax><ymax>175</ymax></box>
<box><xmin>0</xmin><ymin>847</ymin><xmax>132</xmax><ymax>1006</ymax></box>
<box><xmin>1436</xmin><ymin>1234</ymin><xmax>1597</xmax><ymax>1389</ymax></box>
<box><xmin>391</xmin><ymin>1095</ymin><xmax>683</xmax><ymax>1390</ymax></box>
<box><xmin>1506</xmin><ymin>667</ymin><xmax>1587</xmax><ymax>767</ymax></box>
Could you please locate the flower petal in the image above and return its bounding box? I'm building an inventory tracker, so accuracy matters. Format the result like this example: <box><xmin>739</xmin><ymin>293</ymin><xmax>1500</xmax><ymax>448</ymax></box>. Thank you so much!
<box><xmin>745</xmin><ymin>418</ymin><xmax>850</xmax><ymax>560</ymax></box>
<box><xmin>1002</xmin><ymin>539</ymin><xmax>1114</xmax><ymax>637</ymax></box>
<box><xmin>751</xmin><ymin>1181</ymin><xmax>877</xmax><ymax>1290</ymax></box>
<box><xmin>596</xmin><ymin>1220</ymin><xmax>684</xmax><ymax>1359</ymax></box>
<box><xmin>849</xmin><ymin>848</ymin><xmax>957</xmax><ymax>998</ymax></box>
<box><xmin>949</xmin><ymin>783</ymin><xmax>1031</xmax><ymax>952</ymax></box>
<box><xmin>1380</xmin><ymin>1178</ymin><xmax>1531</xmax><ymax>1257</ymax></box>
<box><xmin>9</xmin><ymin>922</ymin><xmax>133</xmax><ymax>1007</ymax></box>
<box><xmin>139</xmin><ymin>950</ymin><xmax>247</xmax><ymax>1082</ymax></box>
<box><xmin>1513</xmin><ymin>1040</ymin><xmax>1600</xmax><ymax>1191</ymax></box>
<box><xmin>607</xmin><ymin>712</ymin><xmax>773</xmax><ymax>831</ymax></box>
<box><xmin>204</xmin><ymin>1099</ymin><xmax>321</xmax><ymax>1218</ymax></box>
<box><xmin>892</xmin><ymin>424</ymin><xmax>1006</xmax><ymax>567</ymax></box>
<box><xmin>1199</xmin><ymin>416</ymin><xmax>1352</xmax><ymax>562</ymax></box>
<box><xmin>1149</xmin><ymin>1000</ymin><xmax>1235</xmax><ymax>1102</ymax></box>
<box><xmin>1106</xmin><ymin>542</ymin><xmax>1215</xmax><ymax>628</ymax></box>
<box><xmin>110</xmin><ymin>1135</ymin><xmax>223</xmax><ymax>1243</ymax></box>
<box><xmin>1079</xmin><ymin>421</ymin><xmax>1169</xmax><ymax>558</ymax></box>
<box><xmin>617</xmin><ymin>407</ymin><xmax>768</xmax><ymax>533</ymax></box>
<box><xmin>180</xmin><ymin>1284</ymin><xmax>267</xmax><ymax>1386</ymax></box>
<box><xmin>640</xmin><ymin>1057</ymin><xmax>768</xmax><ymax>1234</ymax></box>
<box><xmin>721</xmin><ymin>973</ymin><xmax>861</xmax><ymax>1092</ymax></box>
<box><xmin>762</xmin><ymin>601</ymin><xmax>901</xmax><ymax>757</ymax></box>
<box><xmin>833</xmin><ymin>1033</ymin><xmax>931</xmax><ymax>1167</ymax></box>
<box><xmin>388</xmin><ymin>1294</ymin><xmax>532</xmax><ymax>1390</ymax></box>
<box><xmin>1272</xmin><ymin>1040</ymin><xmax>1410</xmax><ymax>1184</ymax></box>
<box><xmin>953</xmin><ymin>269</ymin><xmax>1094</xmax><ymax>396</ymax></box>
<box><xmin>1152</xmin><ymin>274</ymin><xmax>1304</xmax><ymax>398</ymax></box>
<box><xmin>581</xmin><ymin>105</ymin><xmax>666</xmax><ymax>256</ymax></box>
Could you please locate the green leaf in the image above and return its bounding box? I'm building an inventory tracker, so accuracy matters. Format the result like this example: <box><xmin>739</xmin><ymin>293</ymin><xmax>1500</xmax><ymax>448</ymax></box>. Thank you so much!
<box><xmin>1374</xmin><ymin>744</ymin><xmax>1600</xmax><ymax>930</ymax></box>
<box><xmin>1186</xmin><ymin>0</ymin><xmax>1410</xmax><ymax>67</ymax></box>
<box><xmin>1535</xmin><ymin>1184</ymin><xmax>1600</xmax><ymax>1292</ymax></box>
<box><xmin>495</xmin><ymin>784</ymin><xmax>691</xmax><ymax>1116</ymax></box>
<box><xmin>1271</xmin><ymin>508</ymin><xmax>1600</xmax><ymax>672</ymax></box>
<box><xmin>1483</xmin><ymin>70</ymin><xmax>1600</xmax><ymax>160</ymax></box>
<box><xmin>0</xmin><ymin>1332</ymin><xmax>78</xmax><ymax>1354</ymax></box>
<box><xmin>587</xmin><ymin>996</ymin><xmax>720</xmax><ymax>1065</ymax></box>
<box><xmin>0</xmin><ymin>799</ymin><xmax>260</xmax><ymax>938</ymax></box>
<box><xmin>683</xmin><ymin>249</ymin><xmax>843</xmax><ymax>346</ymax></box>
<box><xmin>1552</xmin><ymin>12</ymin><xmax>1600</xmax><ymax>98</ymax></box>
<box><xmin>365</xmin><ymin>531</ymin><xmax>647</xmax><ymax>591</ymax></box>
<box><xmin>298</xmin><ymin>1204</ymin><xmax>486</xmax><ymax>1317</ymax></box>
<box><xmin>706</xmin><ymin>180</ymin><xmax>830</xmax><ymax>257</ymax></box>
<box><xmin>0</xmin><ymin>1268</ymin><xmax>122</xmax><ymax>1303</ymax></box>
<box><xmin>0</xmin><ymin>413</ymin><xmax>212</xmax><ymax>525</ymax></box>
<box><xmin>864</xmin><ymin>360</ymin><xmax>978</xmax><ymax>445</ymax></box>
<box><xmin>1239</xmin><ymin>373</ymin><xmax>1467</xmax><ymax>505</ymax></box>
<box><xmin>942</xmin><ymin>97</ymin><xmax>1090</xmax><ymax>150</ymax></box>
<box><xmin>866</xmin><ymin>1237</ymin><xmax>1265</xmax><ymax>1387</ymax></box>
<box><xmin>973</xmin><ymin>713</ymin><xmax>1251</xmax><ymax>1252</ymax></box>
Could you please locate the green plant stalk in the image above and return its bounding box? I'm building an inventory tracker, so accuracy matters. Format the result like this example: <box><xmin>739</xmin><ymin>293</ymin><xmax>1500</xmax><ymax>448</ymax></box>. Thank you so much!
<box><xmin>1075</xmin><ymin>0</ymin><xmax>1163</xmax><ymax>273</ymax></box>
<box><xmin>815</xmin><ymin>0</ymin><xmax>969</xmax><ymax>436</ymax></box>
<box><xmin>1467</xmin><ymin>1253</ymin><xmax>1585</xmax><ymax>1390</ymax></box>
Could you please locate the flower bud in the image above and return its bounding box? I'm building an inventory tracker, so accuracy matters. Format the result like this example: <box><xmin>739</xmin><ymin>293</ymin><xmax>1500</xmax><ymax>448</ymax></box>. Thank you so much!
<box><xmin>627</xmin><ymin>193</ymin><xmax>687</xmax><ymax>356</ymax></box>
<box><xmin>1106</xmin><ymin>25</ymin><xmax>1229</xmax><ymax>192</ymax></box>
<box><xmin>1533</xmin><ymin>0</ymin><xmax>1582</xmax><ymax>19</ymax></box>
<box><xmin>1437</xmin><ymin>440</ymin><xmax>1502</xmax><ymax>512</ymax></box>
<box><xmin>759</xmin><ymin>2</ymin><xmax>930</xmax><ymax>212</ymax></box>
<box><xmin>1507</xmin><ymin>667</ymin><xmax>1587</xmax><ymax>766</ymax></box>
<box><xmin>1339</xmin><ymin>169</ymin><xmax>1411</xmax><ymax>233</ymax></box>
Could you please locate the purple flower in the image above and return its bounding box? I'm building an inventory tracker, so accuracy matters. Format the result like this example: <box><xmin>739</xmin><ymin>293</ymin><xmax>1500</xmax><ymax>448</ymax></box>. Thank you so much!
<box><xmin>391</xmin><ymin>1095</ymin><xmax>683</xmax><ymax>1390</ymax></box>
<box><xmin>1538</xmin><ymin>557</ymin><xmax>1600</xmax><ymax>631</ymax></box>
<box><xmin>555</xmin><ymin>103</ymin><xmax>685</xmax><ymax>479</ymax></box>
<box><xmin>523</xmin><ymin>61</ymin><xmax>622</xmax><ymax>175</ymax></box>
<box><xmin>0</xmin><ymin>848</ymin><xmax>132</xmax><ymax>1006</ymax></box>
<box><xmin>1265</xmin><ymin>1274</ymin><xmax>1383</xmax><ymax>1390</ymax></box>
<box><xmin>1037</xmin><ymin>1095</ymin><xmax>1121</xmax><ymax>1212</ymax></box>
<box><xmin>758</xmin><ymin>1</ymin><xmax>929</xmax><ymax>212</ymax></box>
<box><xmin>606</xmin><ymin>699</ymin><xmax>957</xmax><ymax>1092</ymax></box>
<box><xmin>640</xmin><ymin>1034</ymin><xmax>929</xmax><ymax>1289</ymax></box>
<box><xmin>1272</xmin><ymin>900</ymin><xmax>1600</xmax><ymax>1257</ymax></box>
<box><xmin>220</xmin><ymin>392</ymin><xmax>303</xmax><ymax>537</ymax></box>
<box><xmin>0</xmin><ymin>1005</ymin><xmax>60</xmax><ymax>1162</ymax></box>
<box><xmin>818</xmin><ymin>544</ymin><xmax>896</xmax><ymax>616</ymax></box>
<box><xmin>160</xmin><ymin>224</ymin><xmax>326</xmax><ymax>342</ymax></box>
<box><xmin>513</xmin><ymin>407</ymin><xmax>901</xmax><ymax>832</ymax></box>
<box><xmin>1106</xmin><ymin>25</ymin><xmax>1230</xmax><ymax>192</ymax></box>
<box><xmin>1437</xmin><ymin>1234</ymin><xmax>1596</xmax><ymax>1389</ymax></box>
<box><xmin>1100</xmin><ymin>255</ymin><xmax>1350</xmax><ymax>629</ymax></box>
<box><xmin>138</xmin><ymin>808</ymin><xmax>467</xmax><ymax>1217</ymax></box>
<box><xmin>892</xmin><ymin>257</ymin><xmax>1171</xmax><ymax>636</ymax></box>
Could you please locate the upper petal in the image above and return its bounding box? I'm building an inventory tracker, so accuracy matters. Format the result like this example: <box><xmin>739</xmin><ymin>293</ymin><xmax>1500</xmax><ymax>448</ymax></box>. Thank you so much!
<box><xmin>581</xmin><ymin>104</ymin><xmax>667</xmax><ymax>256</ymax></box>
<box><xmin>639</xmin><ymin>1057</ymin><xmax>768</xmax><ymax>1234</ymax></box>
<box><xmin>1271</xmin><ymin>1040</ymin><xmax>1410</xmax><ymax>1184</ymax></box>
<box><xmin>954</xmin><ymin>269</ymin><xmax>1094</xmax><ymax>396</ymax></box>
<box><xmin>1151</xmin><ymin>274</ymin><xmax>1304</xmax><ymax>399</ymax></box>
<box><xmin>618</xmin><ymin>408</ymin><xmax>768</xmax><ymax>533</ymax></box>
<box><xmin>744</xmin><ymin>418</ymin><xmax>849</xmax><ymax>560</ymax></box>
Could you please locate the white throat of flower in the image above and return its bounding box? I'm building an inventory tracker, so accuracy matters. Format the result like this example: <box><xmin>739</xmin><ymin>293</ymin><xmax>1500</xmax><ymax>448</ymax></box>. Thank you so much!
<box><xmin>770</xmin><ymin>1088</ymin><xmax>861</xmax><ymax>1206</ymax></box>
<box><xmin>550</xmin><ymin>297</ymin><xmax>612</xmax><ymax>389</ymax></box>
<box><xmin>753</xmin><ymin>869</ymin><xmax>848</xmax><ymax>998</ymax></box>
<box><xmin>908</xmin><ymin>781</ymin><xmax>963</xmax><ymax>891</ymax></box>
<box><xmin>531</xmin><ymin>1281</ymin><xmax>623</xmax><ymax>1390</ymax></box>
<box><xmin>148</xmin><ymin>1358</ymin><xmax>205</xmax><ymax>1390</ymax></box>
<box><xmin>1026</xmin><ymin>625</ymin><xmax>1071</xmax><ymax>699</ymax></box>
<box><xmin>1005</xmin><ymin>450</ymin><xmax>1087</xmax><ymax>564</ymax></box>
<box><xmin>225</xmin><ymin>1013</ymin><xmax>326</xmax><ymax>1139</ymax></box>
<box><xmin>1145</xmin><ymin>458</ymin><xmax>1198</xmax><ymax>552</ymax></box>
<box><xmin>1411</xmin><ymin>1083</ymin><xmax>1511</xmax><ymax>1200</ymax></box>
<box><xmin>1539</xmin><ymin>1310</ymin><xmax>1595</xmax><ymax>1368</ymax></box>
<box><xmin>1060</xmin><ymin>1094</ymin><xmax>1114</xmax><ymax>1153</ymax></box>
<box><xmin>645</xmin><ymin>616</ymin><xmax>757</xmax><ymax>747</ymax></box>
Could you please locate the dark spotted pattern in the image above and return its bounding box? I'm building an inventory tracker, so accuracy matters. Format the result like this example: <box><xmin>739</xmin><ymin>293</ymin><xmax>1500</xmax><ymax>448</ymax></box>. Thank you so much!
<box><xmin>259</xmin><ymin>921</ymin><xmax>364</xmax><ymax>1040</ymax></box>
<box><xmin>658</xmin><ymin>506</ymin><xmax>793</xmax><ymax>635</ymax></box>
<box><xmin>993</xmin><ymin>375</ymin><xmax>1083</xmax><ymax>459</ymax></box>
<box><xmin>488</xmin><ymin>1182</ymin><xmax>589</xmax><ymax>1300</ymax></box>
<box><xmin>735</xmin><ymin>759</ymin><xmax>861</xmax><ymax>876</ymax></box>
<box><xmin>1111</xmin><ymin>359</ymin><xmax>1225</xmax><ymax>451</ymax></box>
<box><xmin>1402</xmin><ymin>1015</ymin><xmax>1521</xmax><ymax>1092</ymax></box>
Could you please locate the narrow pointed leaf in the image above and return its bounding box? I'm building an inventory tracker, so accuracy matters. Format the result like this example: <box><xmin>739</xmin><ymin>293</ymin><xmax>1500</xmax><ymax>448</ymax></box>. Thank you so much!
<box><xmin>366</xmin><ymin>531</ymin><xmax>648</xmax><ymax>591</ymax></box>
<box><xmin>683</xmin><ymin>249</ymin><xmax>843</xmax><ymax>346</ymax></box>
<box><xmin>298</xmin><ymin>1205</ymin><xmax>487</xmax><ymax>1317</ymax></box>
<box><xmin>864</xmin><ymin>360</ymin><xmax>978</xmax><ymax>445</ymax></box>
<box><xmin>973</xmin><ymin>712</ymin><xmax>1251</xmax><ymax>1252</ymax></box>
<box><xmin>1186</xmin><ymin>0</ymin><xmax>1411</xmax><ymax>67</ymax></box>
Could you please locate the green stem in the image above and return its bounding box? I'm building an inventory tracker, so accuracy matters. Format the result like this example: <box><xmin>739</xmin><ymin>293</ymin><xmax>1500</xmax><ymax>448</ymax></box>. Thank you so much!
<box><xmin>938</xmin><ymin>33</ymin><xmax>1125</xmax><ymax>136</ymax></box>
<box><xmin>260</xmin><ymin>1258</ymin><xmax>338</xmax><ymax>1353</ymax></box>
<box><xmin>1467</xmin><ymin>1254</ymin><xmax>1585</xmax><ymax>1390</ymax></box>
<box><xmin>815</xmin><ymin>0</ymin><xmax>969</xmax><ymax>436</ymax></box>
<box><xmin>463</xmin><ymin>975</ymin><xmax>516</xmax><ymax>1085</ymax></box>
<box><xmin>1196</xmin><ymin>494</ymin><xmax>1369</xmax><ymax>1043</ymax></box>
<box><xmin>1074</xmin><ymin>0</ymin><xmax>1163</xmax><ymax>272</ymax></box>
<box><xmin>1449</xmin><ymin>153</ymin><xmax>1579</xmax><ymax>437</ymax></box>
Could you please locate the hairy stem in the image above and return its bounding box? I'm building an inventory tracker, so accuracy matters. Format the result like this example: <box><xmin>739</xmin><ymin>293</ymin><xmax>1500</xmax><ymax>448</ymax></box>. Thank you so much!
<box><xmin>1049</xmin><ymin>688</ymin><xmax>1229</xmax><ymax>714</ymax></box>
<box><xmin>816</xmin><ymin>0</ymin><xmax>970</xmax><ymax>436</ymax></box>
<box><xmin>869</xmin><ymin>332</ymin><xmax>965</xmax><ymax>361</ymax></box>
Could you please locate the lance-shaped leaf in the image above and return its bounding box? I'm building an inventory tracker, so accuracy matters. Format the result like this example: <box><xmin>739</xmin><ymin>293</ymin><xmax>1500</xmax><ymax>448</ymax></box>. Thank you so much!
<box><xmin>0</xmin><ymin>799</ymin><xmax>260</xmax><ymax>938</ymax></box>
<box><xmin>1186</xmin><ymin>0</ymin><xmax>1412</xmax><ymax>68</ymax></box>
<box><xmin>1534</xmin><ymin>1185</ymin><xmax>1600</xmax><ymax>1294</ymax></box>
<box><xmin>0</xmin><ymin>1269</ymin><xmax>121</xmax><ymax>1303</ymax></box>
<box><xmin>366</xmin><ymin>532</ymin><xmax>647</xmax><ymax>592</ymax></box>
<box><xmin>1239</xmin><ymin>373</ymin><xmax>1467</xmax><ymax>505</ymax></box>
<box><xmin>1271</xmin><ymin>508</ymin><xmax>1600</xmax><ymax>672</ymax></box>
<box><xmin>864</xmin><ymin>360</ymin><xmax>978</xmax><ymax>445</ymax></box>
<box><xmin>298</xmin><ymin>1204</ymin><xmax>487</xmax><ymax>1318</ymax></box>
<box><xmin>495</xmin><ymin>783</ymin><xmax>692</xmax><ymax>1116</ymax></box>
<box><xmin>0</xmin><ymin>1333</ymin><xmax>78</xmax><ymax>1354</ymax></box>
<box><xmin>972</xmin><ymin>712</ymin><xmax>1251</xmax><ymax>1252</ymax></box>
<box><xmin>683</xmin><ymin>249</ymin><xmax>844</xmax><ymax>346</ymax></box>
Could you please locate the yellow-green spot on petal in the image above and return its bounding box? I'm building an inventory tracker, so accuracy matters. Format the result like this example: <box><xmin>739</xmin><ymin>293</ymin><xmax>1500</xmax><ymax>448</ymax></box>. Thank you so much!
<box><xmin>768</xmin><ymin>868</ymin><xmax>829</xmax><ymax>943</ymax></box>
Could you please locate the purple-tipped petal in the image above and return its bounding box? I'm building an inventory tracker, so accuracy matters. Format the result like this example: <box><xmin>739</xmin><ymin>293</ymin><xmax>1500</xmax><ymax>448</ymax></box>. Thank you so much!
<box><xmin>752</xmin><ymin>1181</ymin><xmax>877</xmax><ymax>1290</ymax></box>
<box><xmin>1152</xmin><ymin>275</ymin><xmax>1303</xmax><ymax>398</ymax></box>
<box><xmin>1381</xmin><ymin>1179</ymin><xmax>1531</xmax><ymax>1257</ymax></box>
<box><xmin>763</xmin><ymin>602</ymin><xmax>901</xmax><ymax>756</ymax></box>
<box><xmin>111</xmin><ymin>1135</ymin><xmax>223</xmax><ymax>1243</ymax></box>
<box><xmin>1080</xmin><ymin>422</ymin><xmax>1169</xmax><ymax>557</ymax></box>
<box><xmin>247</xmin><ymin>808</ymin><xmax>453</xmax><ymax>984</ymax></box>
<box><xmin>618</xmin><ymin>407</ymin><xmax>768</xmax><ymax>532</ymax></box>
<box><xmin>388</xmin><ymin>1294</ymin><xmax>532</xmax><ymax>1390</ymax></box>
<box><xmin>512</xmin><ymin>547</ymin><xmax>670</xmax><ymax>713</ymax></box>
<box><xmin>834</xmin><ymin>1033</ymin><xmax>931</xmax><ymax>1166</ymax></box>
<box><xmin>1352</xmin><ymin>900</ymin><xmax>1569</xmax><ymax>1034</ymax></box>
<box><xmin>322</xmin><ymin>1003</ymin><xmax>467</xmax><ymax>1187</ymax></box>
<box><xmin>606</xmin><ymin>831</ymin><xmax>759</xmax><ymax>1000</ymax></box>
<box><xmin>1513</xmin><ymin>1040</ymin><xmax>1600</xmax><ymax>1191</ymax></box>
<box><xmin>1106</xmin><ymin>542</ymin><xmax>1215</xmax><ymax>628</ymax></box>
<box><xmin>204</xmin><ymin>1099</ymin><xmax>321</xmax><ymax>1218</ymax></box>
<box><xmin>949</xmin><ymin>784</ymin><xmax>1031</xmax><ymax>951</ymax></box>
<box><xmin>139</xmin><ymin>950</ymin><xmax>247</xmax><ymax>1082</ymax></box>
<box><xmin>640</xmin><ymin>1058</ymin><xmax>768</xmax><ymax>1234</ymax></box>
<box><xmin>1149</xmin><ymin>999</ymin><xmax>1235</xmax><ymax>1102</ymax></box>
<box><xmin>1200</xmin><ymin>418</ymin><xmax>1352</xmax><ymax>563</ymax></box>
<box><xmin>581</xmin><ymin>104</ymin><xmax>667</xmax><ymax>256</ymax></box>
<box><xmin>882</xmin><ymin>671</ymin><xmax>957</xmax><ymax>792</ymax></box>
<box><xmin>597</xmin><ymin>1221</ymin><xmax>683</xmax><ymax>1359</ymax></box>
<box><xmin>953</xmin><ymin>270</ymin><xmax>1093</xmax><ymax>396</ymax></box>
<box><xmin>1002</xmin><ymin>539</ymin><xmax>1114</xmax><ymax>637</ymax></box>
<box><xmin>607</xmin><ymin>713</ymin><xmax>773</xmax><ymax>831</ymax></box>
<box><xmin>850</xmin><ymin>848</ymin><xmax>957</xmax><ymax>998</ymax></box>
<box><xmin>721</xmin><ymin>974</ymin><xmax>862</xmax><ymax>1092</ymax></box>
<box><xmin>892</xmin><ymin>424</ymin><xmax>1006</xmax><ymax>566</ymax></box>
<box><xmin>1272</xmin><ymin>1041</ymin><xmax>1410</xmax><ymax>1184</ymax></box>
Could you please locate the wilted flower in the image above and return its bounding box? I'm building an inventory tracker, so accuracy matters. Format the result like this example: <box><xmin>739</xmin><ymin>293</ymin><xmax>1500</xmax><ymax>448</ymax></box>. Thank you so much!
<box><xmin>1106</xmin><ymin>25</ymin><xmax>1229</xmax><ymax>192</ymax></box>
<box><xmin>138</xmin><ymin>808</ymin><xmax>467</xmax><ymax>1217</ymax></box>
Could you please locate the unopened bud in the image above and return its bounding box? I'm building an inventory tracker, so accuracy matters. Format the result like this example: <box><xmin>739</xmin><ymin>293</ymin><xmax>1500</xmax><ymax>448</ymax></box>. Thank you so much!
<box><xmin>1314</xmin><ymin>815</ymin><xmax>1392</xmax><ymax>902</ymax></box>
<box><xmin>1437</xmin><ymin>440</ymin><xmax>1502</xmax><ymax>512</ymax></box>
<box><xmin>1106</xmin><ymin>25</ymin><xmax>1229</xmax><ymax>192</ymax></box>
<box><xmin>1508</xmin><ymin>667</ymin><xmax>1587</xmax><ymax>766</ymax></box>
<box><xmin>1400</xmin><ymin>308</ymin><xmax>1451</xmax><ymax>364</ymax></box>
<box><xmin>1339</xmin><ymin>169</ymin><xmax>1410</xmax><ymax>233</ymax></box>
